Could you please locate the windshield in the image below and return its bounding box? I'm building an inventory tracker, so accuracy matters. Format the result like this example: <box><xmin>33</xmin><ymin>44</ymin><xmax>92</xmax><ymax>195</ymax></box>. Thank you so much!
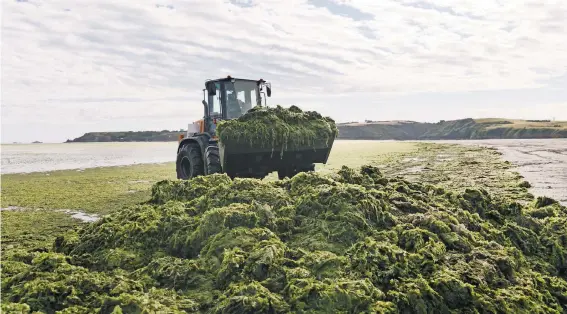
<box><xmin>225</xmin><ymin>80</ymin><xmax>258</xmax><ymax>119</ymax></box>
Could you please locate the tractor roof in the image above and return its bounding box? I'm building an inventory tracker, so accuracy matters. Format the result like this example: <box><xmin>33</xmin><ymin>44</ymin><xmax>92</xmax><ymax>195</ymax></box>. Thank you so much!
<box><xmin>206</xmin><ymin>76</ymin><xmax>266</xmax><ymax>85</ymax></box>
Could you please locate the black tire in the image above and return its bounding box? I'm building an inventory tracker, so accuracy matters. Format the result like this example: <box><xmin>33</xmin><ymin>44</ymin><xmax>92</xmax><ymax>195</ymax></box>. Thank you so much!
<box><xmin>176</xmin><ymin>142</ymin><xmax>204</xmax><ymax>180</ymax></box>
<box><xmin>204</xmin><ymin>145</ymin><xmax>222</xmax><ymax>175</ymax></box>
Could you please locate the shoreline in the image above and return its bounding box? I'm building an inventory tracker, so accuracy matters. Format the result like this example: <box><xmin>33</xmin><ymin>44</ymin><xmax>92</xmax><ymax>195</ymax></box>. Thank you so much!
<box><xmin>2</xmin><ymin>141</ymin><xmax>561</xmax><ymax>206</ymax></box>
<box><xmin>2</xmin><ymin>140</ymin><xmax>564</xmax><ymax>206</ymax></box>
<box><xmin>1</xmin><ymin>161</ymin><xmax>174</xmax><ymax>175</ymax></box>
<box><xmin>2</xmin><ymin>138</ymin><xmax>565</xmax><ymax>174</ymax></box>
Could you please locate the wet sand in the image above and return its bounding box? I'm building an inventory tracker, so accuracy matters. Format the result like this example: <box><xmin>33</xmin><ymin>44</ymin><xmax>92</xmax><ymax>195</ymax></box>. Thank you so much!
<box><xmin>431</xmin><ymin>139</ymin><xmax>567</xmax><ymax>206</ymax></box>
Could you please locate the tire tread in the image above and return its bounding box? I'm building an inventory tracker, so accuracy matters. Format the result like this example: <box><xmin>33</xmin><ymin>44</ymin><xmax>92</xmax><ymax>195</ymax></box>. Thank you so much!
<box><xmin>205</xmin><ymin>145</ymin><xmax>222</xmax><ymax>175</ymax></box>
<box><xmin>176</xmin><ymin>142</ymin><xmax>204</xmax><ymax>179</ymax></box>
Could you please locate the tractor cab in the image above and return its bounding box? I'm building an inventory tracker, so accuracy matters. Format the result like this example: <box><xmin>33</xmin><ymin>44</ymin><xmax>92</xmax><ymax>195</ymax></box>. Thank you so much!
<box><xmin>202</xmin><ymin>76</ymin><xmax>271</xmax><ymax>128</ymax></box>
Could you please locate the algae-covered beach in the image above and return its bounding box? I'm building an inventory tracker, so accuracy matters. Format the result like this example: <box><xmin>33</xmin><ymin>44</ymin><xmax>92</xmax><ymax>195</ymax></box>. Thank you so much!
<box><xmin>5</xmin><ymin>0</ymin><xmax>567</xmax><ymax>311</ymax></box>
<box><xmin>2</xmin><ymin>141</ymin><xmax>566</xmax><ymax>313</ymax></box>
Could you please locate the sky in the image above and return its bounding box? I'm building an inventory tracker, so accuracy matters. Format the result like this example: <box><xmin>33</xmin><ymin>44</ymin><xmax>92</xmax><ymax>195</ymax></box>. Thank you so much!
<box><xmin>1</xmin><ymin>0</ymin><xmax>567</xmax><ymax>143</ymax></box>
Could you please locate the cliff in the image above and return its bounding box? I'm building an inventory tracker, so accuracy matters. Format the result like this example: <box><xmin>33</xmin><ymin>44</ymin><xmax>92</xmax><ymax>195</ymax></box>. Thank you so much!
<box><xmin>66</xmin><ymin>130</ymin><xmax>182</xmax><ymax>142</ymax></box>
<box><xmin>338</xmin><ymin>118</ymin><xmax>567</xmax><ymax>140</ymax></box>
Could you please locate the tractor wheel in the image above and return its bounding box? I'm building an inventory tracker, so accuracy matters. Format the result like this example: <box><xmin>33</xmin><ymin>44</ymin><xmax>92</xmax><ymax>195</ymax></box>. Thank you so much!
<box><xmin>204</xmin><ymin>145</ymin><xmax>222</xmax><ymax>175</ymax></box>
<box><xmin>176</xmin><ymin>142</ymin><xmax>204</xmax><ymax>180</ymax></box>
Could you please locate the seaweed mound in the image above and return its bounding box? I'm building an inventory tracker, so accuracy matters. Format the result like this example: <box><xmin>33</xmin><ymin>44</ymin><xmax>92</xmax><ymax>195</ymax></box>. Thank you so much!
<box><xmin>3</xmin><ymin>166</ymin><xmax>567</xmax><ymax>313</ymax></box>
<box><xmin>215</xmin><ymin>105</ymin><xmax>338</xmax><ymax>150</ymax></box>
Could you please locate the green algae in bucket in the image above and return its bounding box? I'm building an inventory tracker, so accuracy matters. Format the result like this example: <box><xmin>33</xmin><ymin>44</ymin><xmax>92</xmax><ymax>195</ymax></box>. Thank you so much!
<box><xmin>2</xmin><ymin>166</ymin><xmax>567</xmax><ymax>313</ymax></box>
<box><xmin>215</xmin><ymin>105</ymin><xmax>339</xmax><ymax>152</ymax></box>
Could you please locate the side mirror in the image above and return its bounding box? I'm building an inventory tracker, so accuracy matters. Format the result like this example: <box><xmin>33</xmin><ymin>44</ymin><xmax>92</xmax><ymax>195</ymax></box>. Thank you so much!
<box><xmin>266</xmin><ymin>86</ymin><xmax>271</xmax><ymax>97</ymax></box>
<box><xmin>208</xmin><ymin>88</ymin><xmax>216</xmax><ymax>96</ymax></box>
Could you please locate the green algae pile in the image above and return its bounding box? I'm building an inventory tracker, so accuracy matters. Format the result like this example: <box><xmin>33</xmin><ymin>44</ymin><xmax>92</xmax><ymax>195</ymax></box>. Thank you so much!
<box><xmin>215</xmin><ymin>105</ymin><xmax>338</xmax><ymax>150</ymax></box>
<box><xmin>2</xmin><ymin>166</ymin><xmax>567</xmax><ymax>313</ymax></box>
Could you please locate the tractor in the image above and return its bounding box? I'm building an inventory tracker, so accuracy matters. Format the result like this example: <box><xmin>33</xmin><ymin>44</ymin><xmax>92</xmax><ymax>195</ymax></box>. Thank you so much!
<box><xmin>175</xmin><ymin>76</ymin><xmax>335</xmax><ymax>180</ymax></box>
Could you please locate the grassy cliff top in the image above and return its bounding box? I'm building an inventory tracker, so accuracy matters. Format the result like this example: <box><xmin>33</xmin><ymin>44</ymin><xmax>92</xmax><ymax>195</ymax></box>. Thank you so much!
<box><xmin>473</xmin><ymin>118</ymin><xmax>567</xmax><ymax>129</ymax></box>
<box><xmin>339</xmin><ymin>118</ymin><xmax>566</xmax><ymax>128</ymax></box>
<box><xmin>337</xmin><ymin>118</ymin><xmax>567</xmax><ymax>140</ymax></box>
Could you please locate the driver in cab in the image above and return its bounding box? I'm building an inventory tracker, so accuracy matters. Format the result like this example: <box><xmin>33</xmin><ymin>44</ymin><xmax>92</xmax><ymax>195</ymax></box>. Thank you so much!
<box><xmin>226</xmin><ymin>91</ymin><xmax>245</xmax><ymax>118</ymax></box>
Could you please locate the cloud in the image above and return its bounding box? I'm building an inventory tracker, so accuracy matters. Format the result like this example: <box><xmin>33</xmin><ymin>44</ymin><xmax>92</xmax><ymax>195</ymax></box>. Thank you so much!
<box><xmin>308</xmin><ymin>0</ymin><xmax>374</xmax><ymax>21</ymax></box>
<box><xmin>1</xmin><ymin>0</ymin><xmax>567</xmax><ymax>142</ymax></box>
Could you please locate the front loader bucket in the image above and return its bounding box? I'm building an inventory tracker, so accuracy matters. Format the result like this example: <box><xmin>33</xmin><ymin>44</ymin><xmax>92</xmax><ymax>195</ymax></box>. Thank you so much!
<box><xmin>219</xmin><ymin>137</ymin><xmax>335</xmax><ymax>177</ymax></box>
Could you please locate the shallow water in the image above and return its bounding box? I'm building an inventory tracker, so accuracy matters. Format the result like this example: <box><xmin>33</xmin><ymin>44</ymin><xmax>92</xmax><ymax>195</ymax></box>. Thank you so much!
<box><xmin>1</xmin><ymin>142</ymin><xmax>177</xmax><ymax>174</ymax></box>
<box><xmin>429</xmin><ymin>139</ymin><xmax>567</xmax><ymax>206</ymax></box>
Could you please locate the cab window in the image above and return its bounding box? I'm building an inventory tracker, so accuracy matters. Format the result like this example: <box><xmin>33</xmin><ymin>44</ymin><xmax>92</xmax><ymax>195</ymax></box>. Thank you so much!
<box><xmin>209</xmin><ymin>83</ymin><xmax>221</xmax><ymax>117</ymax></box>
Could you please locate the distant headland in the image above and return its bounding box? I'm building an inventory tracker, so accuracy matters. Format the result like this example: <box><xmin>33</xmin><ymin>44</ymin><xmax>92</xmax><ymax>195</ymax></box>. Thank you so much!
<box><xmin>65</xmin><ymin>118</ymin><xmax>567</xmax><ymax>143</ymax></box>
